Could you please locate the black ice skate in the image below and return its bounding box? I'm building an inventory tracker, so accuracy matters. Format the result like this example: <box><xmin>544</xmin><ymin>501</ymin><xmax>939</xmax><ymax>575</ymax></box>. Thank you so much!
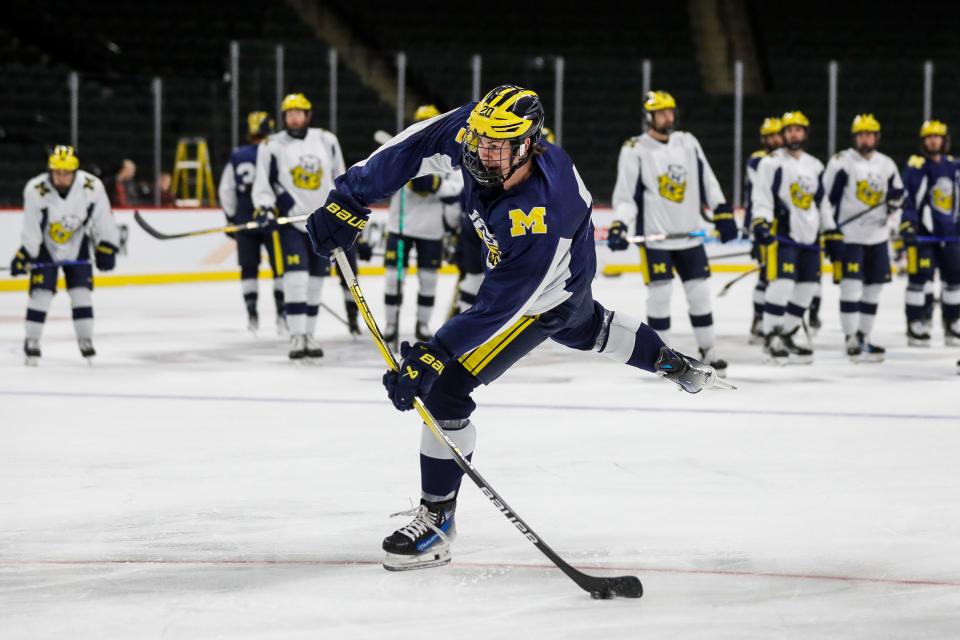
<box><xmin>856</xmin><ymin>331</ymin><xmax>885</xmax><ymax>363</ymax></box>
<box><xmin>304</xmin><ymin>335</ymin><xmax>324</xmax><ymax>359</ymax></box>
<box><xmin>748</xmin><ymin>315</ymin><xmax>765</xmax><ymax>345</ymax></box>
<box><xmin>382</xmin><ymin>498</ymin><xmax>456</xmax><ymax>571</ymax></box>
<box><xmin>698</xmin><ymin>347</ymin><xmax>728</xmax><ymax>378</ymax></box>
<box><xmin>763</xmin><ymin>330</ymin><xmax>789</xmax><ymax>366</ymax></box>
<box><xmin>945</xmin><ymin>322</ymin><xmax>960</xmax><ymax>347</ymax></box>
<box><xmin>346</xmin><ymin>302</ymin><xmax>362</xmax><ymax>336</ymax></box>
<box><xmin>807</xmin><ymin>297</ymin><xmax>822</xmax><ymax>335</ymax></box>
<box><xmin>415</xmin><ymin>322</ymin><xmax>433</xmax><ymax>342</ymax></box>
<box><xmin>655</xmin><ymin>346</ymin><xmax>733</xmax><ymax>393</ymax></box>
<box><xmin>845</xmin><ymin>335</ymin><xmax>863</xmax><ymax>362</ymax></box>
<box><xmin>289</xmin><ymin>334</ymin><xmax>308</xmax><ymax>360</ymax></box>
<box><xmin>78</xmin><ymin>338</ymin><xmax>96</xmax><ymax>364</ymax></box>
<box><xmin>781</xmin><ymin>327</ymin><xmax>813</xmax><ymax>364</ymax></box>
<box><xmin>23</xmin><ymin>338</ymin><xmax>40</xmax><ymax>366</ymax></box>
<box><xmin>906</xmin><ymin>321</ymin><xmax>931</xmax><ymax>347</ymax></box>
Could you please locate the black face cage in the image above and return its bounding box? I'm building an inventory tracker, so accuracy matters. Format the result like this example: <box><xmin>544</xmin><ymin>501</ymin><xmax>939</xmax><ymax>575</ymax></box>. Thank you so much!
<box><xmin>461</xmin><ymin>130</ymin><xmax>538</xmax><ymax>188</ymax></box>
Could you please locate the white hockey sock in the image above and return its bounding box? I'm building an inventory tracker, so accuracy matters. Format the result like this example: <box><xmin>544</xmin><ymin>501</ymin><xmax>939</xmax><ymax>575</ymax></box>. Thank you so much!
<box><xmin>839</xmin><ymin>278</ymin><xmax>864</xmax><ymax>337</ymax></box>
<box><xmin>417</xmin><ymin>268</ymin><xmax>439</xmax><ymax>325</ymax></box>
<box><xmin>306</xmin><ymin>276</ymin><xmax>324</xmax><ymax>334</ymax></box>
<box><xmin>458</xmin><ymin>273</ymin><xmax>483</xmax><ymax>312</ymax></box>
<box><xmin>25</xmin><ymin>289</ymin><xmax>54</xmax><ymax>341</ymax></box>
<box><xmin>763</xmin><ymin>278</ymin><xmax>793</xmax><ymax>334</ymax></box>
<box><xmin>858</xmin><ymin>284</ymin><xmax>883</xmax><ymax>337</ymax></box>
<box><xmin>420</xmin><ymin>419</ymin><xmax>476</xmax><ymax>502</ymax></box>
<box><xmin>782</xmin><ymin>281</ymin><xmax>818</xmax><ymax>334</ymax></box>
<box><xmin>68</xmin><ymin>286</ymin><xmax>94</xmax><ymax>341</ymax></box>
<box><xmin>646</xmin><ymin>280</ymin><xmax>673</xmax><ymax>340</ymax></box>
<box><xmin>683</xmin><ymin>277</ymin><xmax>714</xmax><ymax>351</ymax></box>
<box><xmin>284</xmin><ymin>271</ymin><xmax>309</xmax><ymax>335</ymax></box>
<box><xmin>385</xmin><ymin>267</ymin><xmax>402</xmax><ymax>329</ymax></box>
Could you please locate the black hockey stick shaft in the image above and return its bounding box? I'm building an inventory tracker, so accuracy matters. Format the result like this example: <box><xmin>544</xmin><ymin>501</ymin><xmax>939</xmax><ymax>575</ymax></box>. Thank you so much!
<box><xmin>0</xmin><ymin>259</ymin><xmax>91</xmax><ymax>272</ymax></box>
<box><xmin>331</xmin><ymin>247</ymin><xmax>642</xmax><ymax>599</ymax></box>
<box><xmin>134</xmin><ymin>210</ymin><xmax>309</xmax><ymax>240</ymax></box>
<box><xmin>719</xmin><ymin>265</ymin><xmax>760</xmax><ymax>297</ymax></box>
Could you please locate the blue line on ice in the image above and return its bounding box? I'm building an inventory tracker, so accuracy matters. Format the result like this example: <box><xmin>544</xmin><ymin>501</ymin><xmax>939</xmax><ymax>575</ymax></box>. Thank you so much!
<box><xmin>2</xmin><ymin>389</ymin><xmax>957</xmax><ymax>422</ymax></box>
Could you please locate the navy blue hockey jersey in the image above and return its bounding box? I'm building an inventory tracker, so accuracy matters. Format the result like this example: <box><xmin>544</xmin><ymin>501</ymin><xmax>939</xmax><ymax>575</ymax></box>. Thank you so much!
<box><xmin>217</xmin><ymin>143</ymin><xmax>260</xmax><ymax>223</ymax></box>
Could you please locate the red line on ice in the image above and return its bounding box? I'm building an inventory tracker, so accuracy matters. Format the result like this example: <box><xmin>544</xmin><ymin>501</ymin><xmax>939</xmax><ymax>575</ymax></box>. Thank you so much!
<box><xmin>5</xmin><ymin>558</ymin><xmax>958</xmax><ymax>588</ymax></box>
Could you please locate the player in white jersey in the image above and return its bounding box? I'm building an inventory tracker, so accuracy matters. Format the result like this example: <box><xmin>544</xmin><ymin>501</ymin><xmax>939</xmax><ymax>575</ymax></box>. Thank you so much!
<box><xmin>822</xmin><ymin>114</ymin><xmax>904</xmax><ymax>361</ymax></box>
<box><xmin>745</xmin><ymin>117</ymin><xmax>784</xmax><ymax>343</ymax></box>
<box><xmin>253</xmin><ymin>92</ymin><xmax>357</xmax><ymax>359</ymax></box>
<box><xmin>608</xmin><ymin>91</ymin><xmax>738</xmax><ymax>376</ymax></box>
<box><xmin>8</xmin><ymin>146</ymin><xmax>119</xmax><ymax>364</ymax></box>
<box><xmin>384</xmin><ymin>105</ymin><xmax>464</xmax><ymax>342</ymax></box>
<box><xmin>751</xmin><ymin>111</ymin><xmax>842</xmax><ymax>364</ymax></box>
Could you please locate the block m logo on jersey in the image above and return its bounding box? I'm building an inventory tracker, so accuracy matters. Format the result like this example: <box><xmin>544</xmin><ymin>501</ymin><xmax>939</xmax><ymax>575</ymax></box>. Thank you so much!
<box><xmin>508</xmin><ymin>207</ymin><xmax>548</xmax><ymax>237</ymax></box>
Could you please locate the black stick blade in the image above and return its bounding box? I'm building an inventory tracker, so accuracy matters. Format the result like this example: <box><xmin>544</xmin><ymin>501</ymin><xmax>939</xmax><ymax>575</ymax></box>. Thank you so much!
<box><xmin>588</xmin><ymin>575</ymin><xmax>643</xmax><ymax>600</ymax></box>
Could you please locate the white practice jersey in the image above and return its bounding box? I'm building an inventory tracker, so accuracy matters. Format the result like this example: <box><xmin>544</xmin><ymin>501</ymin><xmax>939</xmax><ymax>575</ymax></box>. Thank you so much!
<box><xmin>252</xmin><ymin>128</ymin><xmax>345</xmax><ymax>232</ymax></box>
<box><xmin>821</xmin><ymin>148</ymin><xmax>903</xmax><ymax>245</ymax></box>
<box><xmin>612</xmin><ymin>131</ymin><xmax>726</xmax><ymax>250</ymax></box>
<box><xmin>752</xmin><ymin>148</ymin><xmax>832</xmax><ymax>245</ymax></box>
<box><xmin>387</xmin><ymin>170</ymin><xmax>464</xmax><ymax>240</ymax></box>
<box><xmin>21</xmin><ymin>170</ymin><xmax>118</xmax><ymax>262</ymax></box>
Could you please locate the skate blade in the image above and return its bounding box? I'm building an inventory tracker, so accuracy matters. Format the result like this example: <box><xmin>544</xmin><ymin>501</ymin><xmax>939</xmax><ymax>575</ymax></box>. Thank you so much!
<box><xmin>383</xmin><ymin>549</ymin><xmax>451</xmax><ymax>572</ymax></box>
<box><xmin>84</xmin><ymin>356</ymin><xmax>94</xmax><ymax>367</ymax></box>
<box><xmin>858</xmin><ymin>353</ymin><xmax>885</xmax><ymax>364</ymax></box>
<box><xmin>747</xmin><ymin>335</ymin><xmax>765</xmax><ymax>346</ymax></box>
<box><xmin>764</xmin><ymin>354</ymin><xmax>789</xmax><ymax>367</ymax></box>
<box><xmin>708</xmin><ymin>376</ymin><xmax>737</xmax><ymax>391</ymax></box>
<box><xmin>24</xmin><ymin>356</ymin><xmax>39</xmax><ymax>367</ymax></box>
<box><xmin>945</xmin><ymin>339</ymin><xmax>960</xmax><ymax>347</ymax></box>
<box><xmin>906</xmin><ymin>338</ymin><xmax>931</xmax><ymax>347</ymax></box>
<box><xmin>787</xmin><ymin>355</ymin><xmax>814</xmax><ymax>365</ymax></box>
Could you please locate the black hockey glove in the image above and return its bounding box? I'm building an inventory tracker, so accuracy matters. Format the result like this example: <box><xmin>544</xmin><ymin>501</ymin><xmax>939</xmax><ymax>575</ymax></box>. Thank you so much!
<box><xmin>94</xmin><ymin>241</ymin><xmax>119</xmax><ymax>271</ymax></box>
<box><xmin>9</xmin><ymin>247</ymin><xmax>31</xmax><ymax>276</ymax></box>
<box><xmin>712</xmin><ymin>204</ymin><xmax>738</xmax><ymax>243</ymax></box>
<box><xmin>383</xmin><ymin>340</ymin><xmax>450</xmax><ymax>411</ymax></box>
<box><xmin>607</xmin><ymin>220</ymin><xmax>630</xmax><ymax>251</ymax></box>
<box><xmin>822</xmin><ymin>229</ymin><xmax>845</xmax><ymax>263</ymax></box>
<box><xmin>307</xmin><ymin>189</ymin><xmax>370</xmax><ymax>255</ymax></box>
<box><xmin>409</xmin><ymin>174</ymin><xmax>441</xmax><ymax>195</ymax></box>
<box><xmin>356</xmin><ymin>237</ymin><xmax>373</xmax><ymax>261</ymax></box>
<box><xmin>899</xmin><ymin>220</ymin><xmax>918</xmax><ymax>246</ymax></box>
<box><xmin>253</xmin><ymin>206</ymin><xmax>277</xmax><ymax>230</ymax></box>
<box><xmin>751</xmin><ymin>219</ymin><xmax>774</xmax><ymax>246</ymax></box>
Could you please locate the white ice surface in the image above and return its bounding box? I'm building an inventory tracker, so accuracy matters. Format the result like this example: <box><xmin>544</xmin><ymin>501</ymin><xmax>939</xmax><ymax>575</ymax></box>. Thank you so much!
<box><xmin>1</xmin><ymin>272</ymin><xmax>959</xmax><ymax>639</ymax></box>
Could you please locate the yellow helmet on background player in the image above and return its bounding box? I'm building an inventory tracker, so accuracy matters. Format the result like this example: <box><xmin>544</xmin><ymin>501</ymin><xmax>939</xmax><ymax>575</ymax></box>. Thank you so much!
<box><xmin>414</xmin><ymin>104</ymin><xmax>441</xmax><ymax>121</ymax></box>
<box><xmin>281</xmin><ymin>93</ymin><xmax>312</xmax><ymax>112</ymax></box>
<box><xmin>851</xmin><ymin>113</ymin><xmax>881</xmax><ymax>134</ymax></box>
<box><xmin>48</xmin><ymin>145</ymin><xmax>79</xmax><ymax>171</ymax></box>
<box><xmin>247</xmin><ymin>111</ymin><xmax>275</xmax><ymax>140</ymax></box>
<box><xmin>920</xmin><ymin>120</ymin><xmax>947</xmax><ymax>137</ymax></box>
<box><xmin>643</xmin><ymin>90</ymin><xmax>677</xmax><ymax>134</ymax></box>
<box><xmin>759</xmin><ymin>117</ymin><xmax>783</xmax><ymax>136</ymax></box>
<box><xmin>781</xmin><ymin>111</ymin><xmax>810</xmax><ymax>128</ymax></box>
<box><xmin>919</xmin><ymin>119</ymin><xmax>949</xmax><ymax>155</ymax></box>
<box><xmin>542</xmin><ymin>127</ymin><xmax>556</xmax><ymax>144</ymax></box>
<box><xmin>461</xmin><ymin>84</ymin><xmax>545</xmax><ymax>188</ymax></box>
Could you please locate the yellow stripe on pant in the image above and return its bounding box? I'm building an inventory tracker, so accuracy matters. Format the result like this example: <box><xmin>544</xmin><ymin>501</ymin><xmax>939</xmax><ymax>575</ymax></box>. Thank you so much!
<box><xmin>765</xmin><ymin>241</ymin><xmax>779</xmax><ymax>281</ymax></box>
<box><xmin>272</xmin><ymin>230</ymin><xmax>284</xmax><ymax>276</ymax></box>
<box><xmin>458</xmin><ymin>315</ymin><xmax>538</xmax><ymax>376</ymax></box>
<box><xmin>639</xmin><ymin>246</ymin><xmax>651</xmax><ymax>285</ymax></box>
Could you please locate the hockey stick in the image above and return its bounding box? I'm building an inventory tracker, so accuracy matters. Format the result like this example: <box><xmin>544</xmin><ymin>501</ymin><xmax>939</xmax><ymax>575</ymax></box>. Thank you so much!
<box><xmin>134</xmin><ymin>210</ymin><xmax>309</xmax><ymax>241</ymax></box>
<box><xmin>331</xmin><ymin>247</ymin><xmax>642</xmax><ymax>600</ymax></box>
<box><xmin>0</xmin><ymin>259</ymin><xmax>91</xmax><ymax>272</ymax></box>
<box><xmin>320</xmin><ymin>301</ymin><xmax>350</xmax><ymax>328</ymax></box>
<box><xmin>718</xmin><ymin>266</ymin><xmax>760</xmax><ymax>297</ymax></box>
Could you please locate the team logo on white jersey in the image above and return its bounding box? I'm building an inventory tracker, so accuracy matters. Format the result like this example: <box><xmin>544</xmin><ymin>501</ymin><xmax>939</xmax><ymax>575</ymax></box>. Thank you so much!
<box><xmin>855</xmin><ymin>173</ymin><xmax>885</xmax><ymax>207</ymax></box>
<box><xmin>789</xmin><ymin>175</ymin><xmax>817</xmax><ymax>210</ymax></box>
<box><xmin>48</xmin><ymin>214</ymin><xmax>83</xmax><ymax>244</ymax></box>
<box><xmin>290</xmin><ymin>154</ymin><xmax>323</xmax><ymax>190</ymax></box>
<box><xmin>657</xmin><ymin>164</ymin><xmax>687</xmax><ymax>203</ymax></box>
<box><xmin>931</xmin><ymin>177</ymin><xmax>954</xmax><ymax>213</ymax></box>
<box><xmin>468</xmin><ymin>210</ymin><xmax>500</xmax><ymax>269</ymax></box>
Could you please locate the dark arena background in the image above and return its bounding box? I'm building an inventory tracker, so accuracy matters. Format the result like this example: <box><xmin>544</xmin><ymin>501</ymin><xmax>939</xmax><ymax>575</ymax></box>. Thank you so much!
<box><xmin>1</xmin><ymin>2</ymin><xmax>959</xmax><ymax>638</ymax></box>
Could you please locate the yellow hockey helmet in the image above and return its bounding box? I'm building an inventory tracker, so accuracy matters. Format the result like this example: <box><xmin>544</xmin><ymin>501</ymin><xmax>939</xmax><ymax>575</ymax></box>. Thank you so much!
<box><xmin>542</xmin><ymin>126</ymin><xmax>556</xmax><ymax>144</ymax></box>
<box><xmin>759</xmin><ymin>117</ymin><xmax>782</xmax><ymax>136</ymax></box>
<box><xmin>414</xmin><ymin>104</ymin><xmax>441</xmax><ymax>121</ymax></box>
<box><xmin>643</xmin><ymin>90</ymin><xmax>676</xmax><ymax>112</ymax></box>
<box><xmin>920</xmin><ymin>120</ymin><xmax>948</xmax><ymax>137</ymax></box>
<box><xmin>781</xmin><ymin>111</ymin><xmax>810</xmax><ymax>128</ymax></box>
<box><xmin>462</xmin><ymin>84</ymin><xmax>544</xmax><ymax>187</ymax></box>
<box><xmin>247</xmin><ymin>111</ymin><xmax>275</xmax><ymax>138</ymax></box>
<box><xmin>48</xmin><ymin>145</ymin><xmax>79</xmax><ymax>171</ymax></box>
<box><xmin>851</xmin><ymin>113</ymin><xmax>881</xmax><ymax>134</ymax></box>
<box><xmin>281</xmin><ymin>93</ymin><xmax>312</xmax><ymax>112</ymax></box>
